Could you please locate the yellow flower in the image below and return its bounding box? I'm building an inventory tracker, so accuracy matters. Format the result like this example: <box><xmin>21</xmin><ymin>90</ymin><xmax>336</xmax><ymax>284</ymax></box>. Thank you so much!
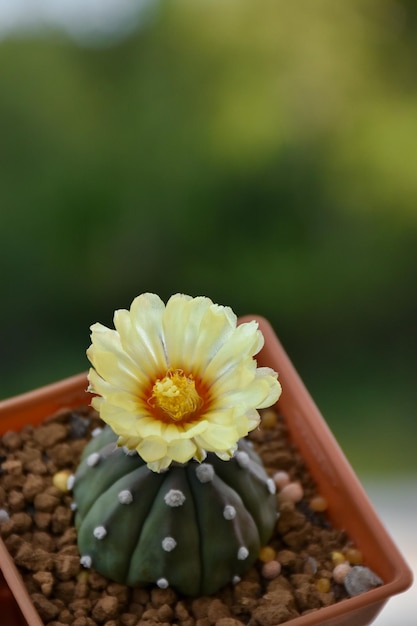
<box><xmin>87</xmin><ymin>293</ymin><xmax>281</xmax><ymax>472</ymax></box>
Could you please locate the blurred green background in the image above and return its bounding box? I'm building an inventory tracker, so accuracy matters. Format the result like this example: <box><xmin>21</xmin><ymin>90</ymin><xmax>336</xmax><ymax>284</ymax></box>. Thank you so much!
<box><xmin>1</xmin><ymin>0</ymin><xmax>416</xmax><ymax>475</ymax></box>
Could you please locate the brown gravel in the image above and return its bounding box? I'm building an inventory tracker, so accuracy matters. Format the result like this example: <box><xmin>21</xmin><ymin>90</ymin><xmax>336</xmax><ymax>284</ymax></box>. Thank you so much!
<box><xmin>0</xmin><ymin>406</ymin><xmax>360</xmax><ymax>626</ymax></box>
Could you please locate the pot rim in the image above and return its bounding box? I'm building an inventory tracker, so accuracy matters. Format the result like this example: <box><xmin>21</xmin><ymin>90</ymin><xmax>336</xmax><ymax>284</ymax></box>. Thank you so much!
<box><xmin>0</xmin><ymin>315</ymin><xmax>413</xmax><ymax>626</ymax></box>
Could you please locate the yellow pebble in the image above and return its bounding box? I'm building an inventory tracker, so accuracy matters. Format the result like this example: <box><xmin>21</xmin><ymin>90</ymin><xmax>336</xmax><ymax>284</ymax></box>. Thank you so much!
<box><xmin>259</xmin><ymin>546</ymin><xmax>276</xmax><ymax>562</ymax></box>
<box><xmin>77</xmin><ymin>570</ymin><xmax>89</xmax><ymax>583</ymax></box>
<box><xmin>331</xmin><ymin>551</ymin><xmax>346</xmax><ymax>565</ymax></box>
<box><xmin>345</xmin><ymin>548</ymin><xmax>363</xmax><ymax>565</ymax></box>
<box><xmin>261</xmin><ymin>409</ymin><xmax>278</xmax><ymax>429</ymax></box>
<box><xmin>309</xmin><ymin>495</ymin><xmax>328</xmax><ymax>512</ymax></box>
<box><xmin>316</xmin><ymin>578</ymin><xmax>331</xmax><ymax>593</ymax></box>
<box><xmin>52</xmin><ymin>470</ymin><xmax>72</xmax><ymax>493</ymax></box>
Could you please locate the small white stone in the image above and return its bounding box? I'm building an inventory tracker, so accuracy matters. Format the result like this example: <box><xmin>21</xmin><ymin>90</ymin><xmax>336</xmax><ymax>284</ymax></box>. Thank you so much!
<box><xmin>232</xmin><ymin>575</ymin><xmax>241</xmax><ymax>585</ymax></box>
<box><xmin>237</xmin><ymin>546</ymin><xmax>249</xmax><ymax>561</ymax></box>
<box><xmin>157</xmin><ymin>577</ymin><xmax>169</xmax><ymax>589</ymax></box>
<box><xmin>235</xmin><ymin>451</ymin><xmax>250</xmax><ymax>468</ymax></box>
<box><xmin>91</xmin><ymin>427</ymin><xmax>103</xmax><ymax>438</ymax></box>
<box><xmin>118</xmin><ymin>489</ymin><xmax>133</xmax><ymax>504</ymax></box>
<box><xmin>80</xmin><ymin>555</ymin><xmax>92</xmax><ymax>568</ymax></box>
<box><xmin>162</xmin><ymin>537</ymin><xmax>177</xmax><ymax>552</ymax></box>
<box><xmin>164</xmin><ymin>489</ymin><xmax>186</xmax><ymax>507</ymax></box>
<box><xmin>87</xmin><ymin>452</ymin><xmax>100</xmax><ymax>467</ymax></box>
<box><xmin>223</xmin><ymin>505</ymin><xmax>237</xmax><ymax>520</ymax></box>
<box><xmin>266</xmin><ymin>478</ymin><xmax>276</xmax><ymax>495</ymax></box>
<box><xmin>0</xmin><ymin>509</ymin><xmax>10</xmax><ymax>522</ymax></box>
<box><xmin>66</xmin><ymin>474</ymin><xmax>75</xmax><ymax>490</ymax></box>
<box><xmin>195</xmin><ymin>464</ymin><xmax>215</xmax><ymax>483</ymax></box>
<box><xmin>344</xmin><ymin>566</ymin><xmax>383</xmax><ymax>597</ymax></box>
<box><xmin>93</xmin><ymin>525</ymin><xmax>107</xmax><ymax>540</ymax></box>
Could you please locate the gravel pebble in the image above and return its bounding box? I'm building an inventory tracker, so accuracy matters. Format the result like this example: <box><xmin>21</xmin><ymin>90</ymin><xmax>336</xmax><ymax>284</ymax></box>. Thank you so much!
<box><xmin>0</xmin><ymin>406</ymin><xmax>380</xmax><ymax>626</ymax></box>
<box><xmin>344</xmin><ymin>565</ymin><xmax>383</xmax><ymax>597</ymax></box>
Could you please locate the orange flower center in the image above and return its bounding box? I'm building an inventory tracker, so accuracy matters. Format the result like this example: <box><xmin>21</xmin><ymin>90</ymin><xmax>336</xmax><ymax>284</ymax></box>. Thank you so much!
<box><xmin>148</xmin><ymin>369</ymin><xmax>203</xmax><ymax>422</ymax></box>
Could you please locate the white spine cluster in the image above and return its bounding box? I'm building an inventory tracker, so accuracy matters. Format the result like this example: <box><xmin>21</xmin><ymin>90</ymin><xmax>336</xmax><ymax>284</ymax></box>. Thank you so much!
<box><xmin>223</xmin><ymin>505</ymin><xmax>237</xmax><ymax>520</ymax></box>
<box><xmin>237</xmin><ymin>546</ymin><xmax>249</xmax><ymax>561</ymax></box>
<box><xmin>266</xmin><ymin>478</ymin><xmax>276</xmax><ymax>494</ymax></box>
<box><xmin>87</xmin><ymin>452</ymin><xmax>100</xmax><ymax>467</ymax></box>
<box><xmin>118</xmin><ymin>489</ymin><xmax>133</xmax><ymax>504</ymax></box>
<box><xmin>93</xmin><ymin>525</ymin><xmax>107</xmax><ymax>540</ymax></box>
<box><xmin>235</xmin><ymin>450</ymin><xmax>250</xmax><ymax>468</ymax></box>
<box><xmin>195</xmin><ymin>463</ymin><xmax>215</xmax><ymax>483</ymax></box>
<box><xmin>80</xmin><ymin>555</ymin><xmax>92</xmax><ymax>568</ymax></box>
<box><xmin>164</xmin><ymin>489</ymin><xmax>186</xmax><ymax>507</ymax></box>
<box><xmin>162</xmin><ymin>536</ymin><xmax>177</xmax><ymax>552</ymax></box>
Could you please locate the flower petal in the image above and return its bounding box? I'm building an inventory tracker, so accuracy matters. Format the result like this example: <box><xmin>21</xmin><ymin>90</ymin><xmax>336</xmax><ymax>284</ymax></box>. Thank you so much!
<box><xmin>114</xmin><ymin>293</ymin><xmax>168</xmax><ymax>377</ymax></box>
<box><xmin>86</xmin><ymin>292</ymin><xmax>282</xmax><ymax>471</ymax></box>
<box><xmin>137</xmin><ymin>437</ymin><xmax>168</xmax><ymax>463</ymax></box>
<box><xmin>203</xmin><ymin>321</ymin><xmax>263</xmax><ymax>383</ymax></box>
<box><xmin>167</xmin><ymin>438</ymin><xmax>197</xmax><ymax>464</ymax></box>
<box><xmin>162</xmin><ymin>294</ymin><xmax>237</xmax><ymax>375</ymax></box>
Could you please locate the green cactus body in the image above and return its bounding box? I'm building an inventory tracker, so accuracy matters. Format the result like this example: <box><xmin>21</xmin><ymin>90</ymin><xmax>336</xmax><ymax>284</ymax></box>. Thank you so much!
<box><xmin>72</xmin><ymin>426</ymin><xmax>277</xmax><ymax>596</ymax></box>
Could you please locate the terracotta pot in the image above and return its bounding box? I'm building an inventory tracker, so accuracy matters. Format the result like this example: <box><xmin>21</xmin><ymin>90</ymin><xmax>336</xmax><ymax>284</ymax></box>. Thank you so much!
<box><xmin>0</xmin><ymin>317</ymin><xmax>412</xmax><ymax>626</ymax></box>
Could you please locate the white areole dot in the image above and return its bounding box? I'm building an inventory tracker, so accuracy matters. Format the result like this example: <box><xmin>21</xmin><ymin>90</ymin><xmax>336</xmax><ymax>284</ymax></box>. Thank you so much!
<box><xmin>266</xmin><ymin>478</ymin><xmax>276</xmax><ymax>495</ymax></box>
<box><xmin>157</xmin><ymin>577</ymin><xmax>169</xmax><ymax>589</ymax></box>
<box><xmin>80</xmin><ymin>555</ymin><xmax>92</xmax><ymax>568</ymax></box>
<box><xmin>195</xmin><ymin>463</ymin><xmax>215</xmax><ymax>483</ymax></box>
<box><xmin>237</xmin><ymin>546</ymin><xmax>249</xmax><ymax>560</ymax></box>
<box><xmin>67</xmin><ymin>474</ymin><xmax>75</xmax><ymax>490</ymax></box>
<box><xmin>93</xmin><ymin>525</ymin><xmax>107</xmax><ymax>540</ymax></box>
<box><xmin>91</xmin><ymin>427</ymin><xmax>103</xmax><ymax>438</ymax></box>
<box><xmin>232</xmin><ymin>575</ymin><xmax>241</xmax><ymax>584</ymax></box>
<box><xmin>235</xmin><ymin>451</ymin><xmax>250</xmax><ymax>468</ymax></box>
<box><xmin>87</xmin><ymin>452</ymin><xmax>100</xmax><ymax>467</ymax></box>
<box><xmin>70</xmin><ymin>502</ymin><xmax>78</xmax><ymax>511</ymax></box>
<box><xmin>118</xmin><ymin>489</ymin><xmax>133</xmax><ymax>504</ymax></box>
<box><xmin>164</xmin><ymin>489</ymin><xmax>186</xmax><ymax>507</ymax></box>
<box><xmin>162</xmin><ymin>536</ymin><xmax>177</xmax><ymax>552</ymax></box>
<box><xmin>223</xmin><ymin>505</ymin><xmax>237</xmax><ymax>520</ymax></box>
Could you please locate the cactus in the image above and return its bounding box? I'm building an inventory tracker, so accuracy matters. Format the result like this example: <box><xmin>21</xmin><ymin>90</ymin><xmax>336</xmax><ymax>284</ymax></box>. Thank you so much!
<box><xmin>72</xmin><ymin>425</ymin><xmax>277</xmax><ymax>596</ymax></box>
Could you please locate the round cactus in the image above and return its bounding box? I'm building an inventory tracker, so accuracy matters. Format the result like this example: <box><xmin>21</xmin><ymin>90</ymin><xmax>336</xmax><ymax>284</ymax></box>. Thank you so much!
<box><xmin>72</xmin><ymin>426</ymin><xmax>277</xmax><ymax>596</ymax></box>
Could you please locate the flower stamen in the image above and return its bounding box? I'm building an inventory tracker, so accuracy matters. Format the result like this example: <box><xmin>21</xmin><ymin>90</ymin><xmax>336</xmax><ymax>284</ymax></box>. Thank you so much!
<box><xmin>149</xmin><ymin>369</ymin><xmax>203</xmax><ymax>422</ymax></box>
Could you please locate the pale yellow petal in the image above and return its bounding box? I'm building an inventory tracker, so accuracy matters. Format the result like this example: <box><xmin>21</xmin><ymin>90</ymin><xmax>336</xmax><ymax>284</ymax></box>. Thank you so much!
<box><xmin>215</xmin><ymin>447</ymin><xmax>237</xmax><ymax>461</ymax></box>
<box><xmin>209</xmin><ymin>359</ymin><xmax>256</xmax><ymax>399</ymax></box>
<box><xmin>195</xmin><ymin>423</ymin><xmax>239</xmax><ymax>452</ymax></box>
<box><xmin>137</xmin><ymin>437</ymin><xmax>168</xmax><ymax>463</ymax></box>
<box><xmin>216</xmin><ymin>368</ymin><xmax>281</xmax><ymax>411</ymax></box>
<box><xmin>162</xmin><ymin>294</ymin><xmax>213</xmax><ymax>370</ymax></box>
<box><xmin>203</xmin><ymin>321</ymin><xmax>263</xmax><ymax>383</ymax></box>
<box><xmin>114</xmin><ymin>293</ymin><xmax>168</xmax><ymax>377</ymax></box>
<box><xmin>98</xmin><ymin>402</ymin><xmax>143</xmax><ymax>437</ymax></box>
<box><xmin>188</xmin><ymin>303</ymin><xmax>238</xmax><ymax>377</ymax></box>
<box><xmin>245</xmin><ymin>407</ymin><xmax>261</xmax><ymax>430</ymax></box>
<box><xmin>87</xmin><ymin>368</ymin><xmax>119</xmax><ymax>399</ymax></box>
<box><xmin>86</xmin><ymin>292</ymin><xmax>281</xmax><ymax>471</ymax></box>
<box><xmin>147</xmin><ymin>456</ymin><xmax>172</xmax><ymax>472</ymax></box>
<box><xmin>167</xmin><ymin>438</ymin><xmax>197</xmax><ymax>464</ymax></box>
<box><xmin>87</xmin><ymin>337</ymin><xmax>146</xmax><ymax>393</ymax></box>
